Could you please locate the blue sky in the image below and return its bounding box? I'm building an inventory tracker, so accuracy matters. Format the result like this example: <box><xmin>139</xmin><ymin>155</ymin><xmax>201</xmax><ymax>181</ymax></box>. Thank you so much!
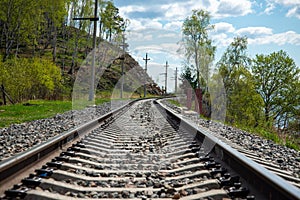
<box><xmin>114</xmin><ymin>0</ymin><xmax>300</xmax><ymax>92</ymax></box>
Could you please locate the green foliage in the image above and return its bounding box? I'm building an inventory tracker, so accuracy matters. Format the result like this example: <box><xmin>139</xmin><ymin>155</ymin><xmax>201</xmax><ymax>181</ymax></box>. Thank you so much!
<box><xmin>226</xmin><ymin>67</ymin><xmax>264</xmax><ymax>127</ymax></box>
<box><xmin>180</xmin><ymin>63</ymin><xmax>197</xmax><ymax>90</ymax></box>
<box><xmin>252</xmin><ymin>50</ymin><xmax>300</xmax><ymax>129</ymax></box>
<box><xmin>0</xmin><ymin>58</ymin><xmax>63</xmax><ymax>102</ymax></box>
<box><xmin>216</xmin><ymin>36</ymin><xmax>263</xmax><ymax>127</ymax></box>
<box><xmin>217</xmin><ymin>36</ymin><xmax>250</xmax><ymax>94</ymax></box>
<box><xmin>285</xmin><ymin>140</ymin><xmax>299</xmax><ymax>151</ymax></box>
<box><xmin>100</xmin><ymin>1</ymin><xmax>127</xmax><ymax>41</ymax></box>
<box><xmin>180</xmin><ymin>9</ymin><xmax>215</xmax><ymax>89</ymax></box>
<box><xmin>168</xmin><ymin>99</ymin><xmax>182</xmax><ymax>107</ymax></box>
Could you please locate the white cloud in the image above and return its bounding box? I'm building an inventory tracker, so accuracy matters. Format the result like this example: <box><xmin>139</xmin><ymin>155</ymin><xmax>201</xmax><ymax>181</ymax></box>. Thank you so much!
<box><xmin>264</xmin><ymin>0</ymin><xmax>300</xmax><ymax>18</ymax></box>
<box><xmin>211</xmin><ymin>33</ymin><xmax>232</xmax><ymax>47</ymax></box>
<box><xmin>214</xmin><ymin>22</ymin><xmax>235</xmax><ymax>33</ymax></box>
<box><xmin>127</xmin><ymin>18</ymin><xmax>163</xmax><ymax>31</ymax></box>
<box><xmin>145</xmin><ymin>20</ymin><xmax>163</xmax><ymax>30</ymax></box>
<box><xmin>162</xmin><ymin>3</ymin><xmax>189</xmax><ymax>20</ymax></box>
<box><xmin>119</xmin><ymin>5</ymin><xmax>146</xmax><ymax>17</ymax></box>
<box><xmin>264</xmin><ymin>1</ymin><xmax>276</xmax><ymax>15</ymax></box>
<box><xmin>249</xmin><ymin>31</ymin><xmax>300</xmax><ymax>46</ymax></box>
<box><xmin>286</xmin><ymin>6</ymin><xmax>300</xmax><ymax>19</ymax></box>
<box><xmin>127</xmin><ymin>19</ymin><xmax>144</xmax><ymax>30</ymax></box>
<box><xmin>236</xmin><ymin>27</ymin><xmax>273</xmax><ymax>37</ymax></box>
<box><xmin>120</xmin><ymin>0</ymin><xmax>254</xmax><ymax>24</ymax></box>
<box><xmin>273</xmin><ymin>0</ymin><xmax>300</xmax><ymax>6</ymax></box>
<box><xmin>158</xmin><ymin>33</ymin><xmax>179</xmax><ymax>39</ymax></box>
<box><xmin>164</xmin><ymin>21</ymin><xmax>182</xmax><ymax>31</ymax></box>
<box><xmin>212</xmin><ymin>28</ymin><xmax>300</xmax><ymax>48</ymax></box>
<box><xmin>213</xmin><ymin>0</ymin><xmax>253</xmax><ymax>18</ymax></box>
<box><xmin>134</xmin><ymin>43</ymin><xmax>180</xmax><ymax>55</ymax></box>
<box><xmin>126</xmin><ymin>32</ymin><xmax>145</xmax><ymax>42</ymax></box>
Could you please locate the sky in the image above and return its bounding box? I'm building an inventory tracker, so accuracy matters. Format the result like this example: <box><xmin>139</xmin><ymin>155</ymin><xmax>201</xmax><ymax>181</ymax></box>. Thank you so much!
<box><xmin>113</xmin><ymin>0</ymin><xmax>300</xmax><ymax>92</ymax></box>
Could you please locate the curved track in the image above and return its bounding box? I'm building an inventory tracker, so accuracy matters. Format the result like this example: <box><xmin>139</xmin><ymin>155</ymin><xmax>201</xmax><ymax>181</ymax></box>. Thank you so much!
<box><xmin>0</xmin><ymin>99</ymin><xmax>299</xmax><ymax>200</ymax></box>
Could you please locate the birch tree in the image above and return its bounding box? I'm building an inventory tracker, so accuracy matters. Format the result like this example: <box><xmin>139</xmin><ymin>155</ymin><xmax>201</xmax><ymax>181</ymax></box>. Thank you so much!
<box><xmin>180</xmin><ymin>9</ymin><xmax>215</xmax><ymax>90</ymax></box>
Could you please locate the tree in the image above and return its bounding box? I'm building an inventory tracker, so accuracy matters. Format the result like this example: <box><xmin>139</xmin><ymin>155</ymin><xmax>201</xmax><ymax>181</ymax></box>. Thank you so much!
<box><xmin>252</xmin><ymin>50</ymin><xmax>300</xmax><ymax>129</ymax></box>
<box><xmin>180</xmin><ymin>9</ymin><xmax>215</xmax><ymax>89</ymax></box>
<box><xmin>43</xmin><ymin>0</ymin><xmax>68</xmax><ymax>62</ymax></box>
<box><xmin>180</xmin><ymin>62</ymin><xmax>197</xmax><ymax>91</ymax></box>
<box><xmin>226</xmin><ymin>67</ymin><xmax>263</xmax><ymax>126</ymax></box>
<box><xmin>217</xmin><ymin>36</ymin><xmax>250</xmax><ymax>95</ymax></box>
<box><xmin>0</xmin><ymin>0</ymin><xmax>42</xmax><ymax>60</ymax></box>
<box><xmin>216</xmin><ymin>36</ymin><xmax>262</xmax><ymax>125</ymax></box>
<box><xmin>100</xmin><ymin>1</ymin><xmax>126</xmax><ymax>42</ymax></box>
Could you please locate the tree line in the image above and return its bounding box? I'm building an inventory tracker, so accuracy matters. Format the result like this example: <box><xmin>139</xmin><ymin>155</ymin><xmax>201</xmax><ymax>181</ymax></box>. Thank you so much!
<box><xmin>0</xmin><ymin>0</ymin><xmax>127</xmax><ymax>102</ymax></box>
<box><xmin>179</xmin><ymin>10</ymin><xmax>300</xmax><ymax>144</ymax></box>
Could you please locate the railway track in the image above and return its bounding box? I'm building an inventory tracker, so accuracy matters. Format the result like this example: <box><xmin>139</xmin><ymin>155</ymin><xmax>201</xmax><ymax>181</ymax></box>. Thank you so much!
<box><xmin>0</xmin><ymin>99</ymin><xmax>299</xmax><ymax>199</ymax></box>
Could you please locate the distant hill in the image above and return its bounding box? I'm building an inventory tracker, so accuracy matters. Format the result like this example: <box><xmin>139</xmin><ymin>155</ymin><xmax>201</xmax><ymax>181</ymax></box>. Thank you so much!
<box><xmin>97</xmin><ymin>53</ymin><xmax>162</xmax><ymax>96</ymax></box>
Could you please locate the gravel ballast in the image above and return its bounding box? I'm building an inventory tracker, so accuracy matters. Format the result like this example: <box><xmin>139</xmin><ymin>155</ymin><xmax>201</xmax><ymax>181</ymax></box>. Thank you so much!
<box><xmin>161</xmin><ymin>99</ymin><xmax>300</xmax><ymax>179</ymax></box>
<box><xmin>0</xmin><ymin>100</ymin><xmax>130</xmax><ymax>162</ymax></box>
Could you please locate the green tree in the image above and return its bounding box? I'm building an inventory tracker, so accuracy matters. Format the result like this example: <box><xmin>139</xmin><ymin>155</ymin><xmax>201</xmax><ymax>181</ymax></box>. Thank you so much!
<box><xmin>180</xmin><ymin>9</ymin><xmax>215</xmax><ymax>89</ymax></box>
<box><xmin>217</xmin><ymin>36</ymin><xmax>250</xmax><ymax>95</ymax></box>
<box><xmin>227</xmin><ymin>67</ymin><xmax>263</xmax><ymax>126</ymax></box>
<box><xmin>252</xmin><ymin>50</ymin><xmax>300</xmax><ymax>129</ymax></box>
<box><xmin>100</xmin><ymin>1</ymin><xmax>126</xmax><ymax>42</ymax></box>
<box><xmin>42</xmin><ymin>0</ymin><xmax>68</xmax><ymax>62</ymax></box>
<box><xmin>180</xmin><ymin>62</ymin><xmax>197</xmax><ymax>91</ymax></box>
<box><xmin>0</xmin><ymin>0</ymin><xmax>42</xmax><ymax>60</ymax></box>
<box><xmin>216</xmin><ymin>36</ymin><xmax>262</xmax><ymax>125</ymax></box>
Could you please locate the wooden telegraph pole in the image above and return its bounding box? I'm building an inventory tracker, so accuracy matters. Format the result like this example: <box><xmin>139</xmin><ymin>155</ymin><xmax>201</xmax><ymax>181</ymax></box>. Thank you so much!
<box><xmin>174</xmin><ymin>67</ymin><xmax>178</xmax><ymax>93</ymax></box>
<box><xmin>119</xmin><ymin>34</ymin><xmax>127</xmax><ymax>98</ymax></box>
<box><xmin>143</xmin><ymin>53</ymin><xmax>150</xmax><ymax>97</ymax></box>
<box><xmin>73</xmin><ymin>0</ymin><xmax>98</xmax><ymax>101</ymax></box>
<box><xmin>165</xmin><ymin>61</ymin><xmax>168</xmax><ymax>95</ymax></box>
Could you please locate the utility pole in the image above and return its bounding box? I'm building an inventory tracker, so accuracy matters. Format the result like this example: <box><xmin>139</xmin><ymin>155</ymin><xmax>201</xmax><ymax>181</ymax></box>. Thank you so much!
<box><xmin>174</xmin><ymin>67</ymin><xmax>178</xmax><ymax>93</ymax></box>
<box><xmin>143</xmin><ymin>53</ymin><xmax>150</xmax><ymax>97</ymax></box>
<box><xmin>165</xmin><ymin>61</ymin><xmax>168</xmax><ymax>95</ymax></box>
<box><xmin>73</xmin><ymin>0</ymin><xmax>98</xmax><ymax>102</ymax></box>
<box><xmin>119</xmin><ymin>33</ymin><xmax>127</xmax><ymax>98</ymax></box>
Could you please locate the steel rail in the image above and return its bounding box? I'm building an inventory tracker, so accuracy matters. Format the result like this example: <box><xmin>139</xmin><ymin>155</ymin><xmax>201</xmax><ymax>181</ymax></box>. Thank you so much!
<box><xmin>155</xmin><ymin>99</ymin><xmax>300</xmax><ymax>200</ymax></box>
<box><xmin>0</xmin><ymin>100</ymin><xmax>137</xmax><ymax>184</ymax></box>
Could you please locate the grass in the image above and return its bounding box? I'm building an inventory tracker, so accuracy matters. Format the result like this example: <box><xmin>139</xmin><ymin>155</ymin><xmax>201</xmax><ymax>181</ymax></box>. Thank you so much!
<box><xmin>0</xmin><ymin>97</ymin><xmax>112</xmax><ymax>128</ymax></box>
<box><xmin>0</xmin><ymin>88</ymin><xmax>156</xmax><ymax>128</ymax></box>
<box><xmin>0</xmin><ymin>100</ymin><xmax>72</xmax><ymax>128</ymax></box>
<box><xmin>168</xmin><ymin>99</ymin><xmax>182</xmax><ymax>107</ymax></box>
<box><xmin>238</xmin><ymin>125</ymin><xmax>299</xmax><ymax>151</ymax></box>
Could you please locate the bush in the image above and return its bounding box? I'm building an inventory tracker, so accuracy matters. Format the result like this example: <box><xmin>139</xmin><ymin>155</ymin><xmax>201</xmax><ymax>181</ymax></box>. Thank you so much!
<box><xmin>0</xmin><ymin>58</ymin><xmax>63</xmax><ymax>102</ymax></box>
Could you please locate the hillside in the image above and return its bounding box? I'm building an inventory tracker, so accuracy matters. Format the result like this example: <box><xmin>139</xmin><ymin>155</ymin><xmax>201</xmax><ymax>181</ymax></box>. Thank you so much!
<box><xmin>98</xmin><ymin>53</ymin><xmax>162</xmax><ymax>96</ymax></box>
<box><xmin>0</xmin><ymin>25</ymin><xmax>162</xmax><ymax>101</ymax></box>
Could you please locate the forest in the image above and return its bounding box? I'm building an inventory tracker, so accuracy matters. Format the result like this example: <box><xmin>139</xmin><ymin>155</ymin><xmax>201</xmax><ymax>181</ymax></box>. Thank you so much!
<box><xmin>179</xmin><ymin>10</ymin><xmax>300</xmax><ymax>149</ymax></box>
<box><xmin>0</xmin><ymin>0</ymin><xmax>127</xmax><ymax>102</ymax></box>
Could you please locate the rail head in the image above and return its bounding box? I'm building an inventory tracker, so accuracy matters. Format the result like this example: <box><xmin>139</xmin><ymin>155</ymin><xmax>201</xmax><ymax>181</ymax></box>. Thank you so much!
<box><xmin>155</xmin><ymin>99</ymin><xmax>300</xmax><ymax>200</ymax></box>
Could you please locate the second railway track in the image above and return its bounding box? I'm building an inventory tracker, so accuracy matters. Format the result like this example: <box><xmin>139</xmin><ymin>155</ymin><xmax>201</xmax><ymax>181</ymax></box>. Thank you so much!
<box><xmin>0</xmin><ymin>99</ymin><xmax>299</xmax><ymax>199</ymax></box>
